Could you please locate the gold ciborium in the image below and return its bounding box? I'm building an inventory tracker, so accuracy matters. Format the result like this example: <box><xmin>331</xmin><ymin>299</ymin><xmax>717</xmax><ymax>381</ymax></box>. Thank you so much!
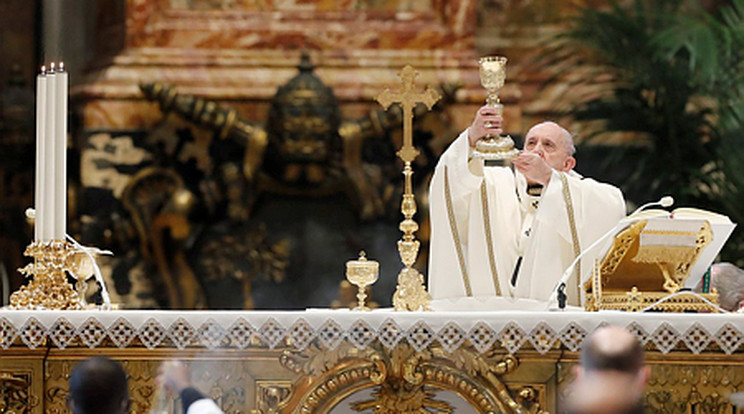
<box><xmin>345</xmin><ymin>251</ymin><xmax>379</xmax><ymax>311</ymax></box>
<box><xmin>473</xmin><ymin>56</ymin><xmax>519</xmax><ymax>164</ymax></box>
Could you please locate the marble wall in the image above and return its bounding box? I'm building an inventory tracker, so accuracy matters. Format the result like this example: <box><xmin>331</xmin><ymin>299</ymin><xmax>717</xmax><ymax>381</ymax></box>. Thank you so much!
<box><xmin>76</xmin><ymin>0</ymin><xmax>487</xmax><ymax>131</ymax></box>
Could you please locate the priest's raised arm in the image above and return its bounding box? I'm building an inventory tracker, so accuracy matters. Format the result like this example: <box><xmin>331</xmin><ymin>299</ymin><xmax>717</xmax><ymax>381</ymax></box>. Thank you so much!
<box><xmin>428</xmin><ymin>107</ymin><xmax>625</xmax><ymax>309</ymax></box>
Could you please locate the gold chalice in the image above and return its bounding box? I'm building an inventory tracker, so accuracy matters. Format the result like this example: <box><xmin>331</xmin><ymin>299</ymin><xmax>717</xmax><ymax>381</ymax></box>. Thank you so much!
<box><xmin>345</xmin><ymin>251</ymin><xmax>379</xmax><ymax>311</ymax></box>
<box><xmin>473</xmin><ymin>56</ymin><xmax>519</xmax><ymax>165</ymax></box>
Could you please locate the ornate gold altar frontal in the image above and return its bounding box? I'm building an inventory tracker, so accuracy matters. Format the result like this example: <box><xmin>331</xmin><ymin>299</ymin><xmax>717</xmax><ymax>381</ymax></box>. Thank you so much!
<box><xmin>584</xmin><ymin>219</ymin><xmax>720</xmax><ymax>312</ymax></box>
<box><xmin>3</xmin><ymin>310</ymin><xmax>744</xmax><ymax>413</ymax></box>
<box><xmin>376</xmin><ymin>65</ymin><xmax>439</xmax><ymax>311</ymax></box>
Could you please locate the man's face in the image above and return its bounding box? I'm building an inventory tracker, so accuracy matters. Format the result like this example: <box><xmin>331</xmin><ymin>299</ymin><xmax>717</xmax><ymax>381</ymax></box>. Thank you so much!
<box><xmin>523</xmin><ymin>123</ymin><xmax>574</xmax><ymax>172</ymax></box>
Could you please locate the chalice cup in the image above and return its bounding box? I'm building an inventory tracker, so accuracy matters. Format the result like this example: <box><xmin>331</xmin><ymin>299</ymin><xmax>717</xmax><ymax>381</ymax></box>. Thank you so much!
<box><xmin>473</xmin><ymin>56</ymin><xmax>519</xmax><ymax>165</ymax></box>
<box><xmin>345</xmin><ymin>251</ymin><xmax>379</xmax><ymax>311</ymax></box>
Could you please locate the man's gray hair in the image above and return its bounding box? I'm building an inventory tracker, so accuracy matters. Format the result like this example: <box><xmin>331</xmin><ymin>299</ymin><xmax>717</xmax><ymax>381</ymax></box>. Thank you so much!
<box><xmin>711</xmin><ymin>263</ymin><xmax>744</xmax><ymax>311</ymax></box>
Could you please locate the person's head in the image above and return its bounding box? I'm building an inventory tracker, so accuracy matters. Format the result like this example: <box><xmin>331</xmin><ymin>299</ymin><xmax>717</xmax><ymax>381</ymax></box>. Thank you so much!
<box><xmin>566</xmin><ymin>371</ymin><xmax>645</xmax><ymax>414</ymax></box>
<box><xmin>579</xmin><ymin>325</ymin><xmax>645</xmax><ymax>375</ymax></box>
<box><xmin>523</xmin><ymin>121</ymin><xmax>576</xmax><ymax>172</ymax></box>
<box><xmin>68</xmin><ymin>356</ymin><xmax>130</xmax><ymax>414</ymax></box>
<box><xmin>710</xmin><ymin>263</ymin><xmax>744</xmax><ymax>311</ymax></box>
<box><xmin>567</xmin><ymin>326</ymin><xmax>649</xmax><ymax>414</ymax></box>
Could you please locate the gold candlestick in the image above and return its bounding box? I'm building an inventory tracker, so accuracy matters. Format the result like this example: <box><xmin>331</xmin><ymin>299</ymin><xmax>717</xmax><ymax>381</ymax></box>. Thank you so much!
<box><xmin>10</xmin><ymin>240</ymin><xmax>84</xmax><ymax>310</ymax></box>
<box><xmin>473</xmin><ymin>56</ymin><xmax>519</xmax><ymax>165</ymax></box>
<box><xmin>345</xmin><ymin>251</ymin><xmax>379</xmax><ymax>311</ymax></box>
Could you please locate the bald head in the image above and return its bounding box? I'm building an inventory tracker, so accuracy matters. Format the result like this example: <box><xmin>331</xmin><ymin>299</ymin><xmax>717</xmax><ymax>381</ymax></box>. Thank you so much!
<box><xmin>581</xmin><ymin>326</ymin><xmax>644</xmax><ymax>374</ymax></box>
<box><xmin>569</xmin><ymin>326</ymin><xmax>647</xmax><ymax>413</ymax></box>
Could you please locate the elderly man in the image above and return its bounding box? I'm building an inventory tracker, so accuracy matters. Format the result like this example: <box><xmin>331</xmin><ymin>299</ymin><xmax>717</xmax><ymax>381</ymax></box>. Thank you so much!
<box><xmin>428</xmin><ymin>106</ymin><xmax>625</xmax><ymax>306</ymax></box>
<box><xmin>565</xmin><ymin>325</ymin><xmax>649</xmax><ymax>413</ymax></box>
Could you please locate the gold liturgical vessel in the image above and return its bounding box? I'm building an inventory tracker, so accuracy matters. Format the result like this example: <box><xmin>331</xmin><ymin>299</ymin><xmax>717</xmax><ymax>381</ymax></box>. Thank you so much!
<box><xmin>345</xmin><ymin>251</ymin><xmax>379</xmax><ymax>311</ymax></box>
<box><xmin>473</xmin><ymin>56</ymin><xmax>519</xmax><ymax>164</ymax></box>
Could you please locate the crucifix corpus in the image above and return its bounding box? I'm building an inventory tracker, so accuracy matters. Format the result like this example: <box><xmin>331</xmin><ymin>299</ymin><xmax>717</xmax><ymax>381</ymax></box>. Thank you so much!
<box><xmin>376</xmin><ymin>65</ymin><xmax>440</xmax><ymax>311</ymax></box>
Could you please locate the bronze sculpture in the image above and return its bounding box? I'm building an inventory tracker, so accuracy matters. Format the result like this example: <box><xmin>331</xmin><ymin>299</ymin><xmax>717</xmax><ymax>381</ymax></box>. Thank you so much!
<box><xmin>100</xmin><ymin>53</ymin><xmax>457</xmax><ymax>309</ymax></box>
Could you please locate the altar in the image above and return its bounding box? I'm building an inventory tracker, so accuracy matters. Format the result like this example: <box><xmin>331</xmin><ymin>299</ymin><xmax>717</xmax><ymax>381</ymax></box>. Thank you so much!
<box><xmin>2</xmin><ymin>309</ymin><xmax>744</xmax><ymax>413</ymax></box>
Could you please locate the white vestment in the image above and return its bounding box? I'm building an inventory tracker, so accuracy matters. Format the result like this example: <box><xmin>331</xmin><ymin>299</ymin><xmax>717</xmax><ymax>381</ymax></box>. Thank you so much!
<box><xmin>187</xmin><ymin>399</ymin><xmax>224</xmax><ymax>414</ymax></box>
<box><xmin>428</xmin><ymin>130</ymin><xmax>625</xmax><ymax>307</ymax></box>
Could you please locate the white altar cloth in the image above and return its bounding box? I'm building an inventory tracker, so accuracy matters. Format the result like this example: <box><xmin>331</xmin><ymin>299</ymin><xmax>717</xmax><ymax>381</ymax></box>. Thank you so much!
<box><xmin>1</xmin><ymin>309</ymin><xmax>743</xmax><ymax>355</ymax></box>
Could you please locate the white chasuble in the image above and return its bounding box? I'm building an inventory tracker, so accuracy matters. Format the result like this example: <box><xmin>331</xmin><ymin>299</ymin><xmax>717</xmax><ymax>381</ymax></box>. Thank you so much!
<box><xmin>428</xmin><ymin>130</ymin><xmax>625</xmax><ymax>308</ymax></box>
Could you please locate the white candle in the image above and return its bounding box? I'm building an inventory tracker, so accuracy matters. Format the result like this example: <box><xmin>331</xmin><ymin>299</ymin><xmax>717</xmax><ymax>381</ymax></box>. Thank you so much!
<box><xmin>54</xmin><ymin>63</ymin><xmax>68</xmax><ymax>240</ymax></box>
<box><xmin>35</xmin><ymin>68</ymin><xmax>47</xmax><ymax>242</ymax></box>
<box><xmin>44</xmin><ymin>63</ymin><xmax>56</xmax><ymax>242</ymax></box>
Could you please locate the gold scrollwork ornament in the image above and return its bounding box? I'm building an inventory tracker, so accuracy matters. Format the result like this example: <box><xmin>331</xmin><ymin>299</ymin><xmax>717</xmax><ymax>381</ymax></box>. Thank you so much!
<box><xmin>10</xmin><ymin>240</ymin><xmax>84</xmax><ymax>310</ymax></box>
<box><xmin>0</xmin><ymin>372</ymin><xmax>37</xmax><ymax>414</ymax></box>
<box><xmin>278</xmin><ymin>341</ymin><xmax>544</xmax><ymax>414</ymax></box>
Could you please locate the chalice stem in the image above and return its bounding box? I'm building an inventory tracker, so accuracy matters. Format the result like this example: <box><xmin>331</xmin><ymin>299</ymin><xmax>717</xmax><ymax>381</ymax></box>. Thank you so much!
<box><xmin>357</xmin><ymin>287</ymin><xmax>367</xmax><ymax>310</ymax></box>
<box><xmin>486</xmin><ymin>93</ymin><xmax>501</xmax><ymax>109</ymax></box>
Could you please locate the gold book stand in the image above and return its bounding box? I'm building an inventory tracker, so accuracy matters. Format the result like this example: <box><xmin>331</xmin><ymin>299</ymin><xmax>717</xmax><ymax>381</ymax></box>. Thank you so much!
<box><xmin>584</xmin><ymin>218</ymin><xmax>721</xmax><ymax>313</ymax></box>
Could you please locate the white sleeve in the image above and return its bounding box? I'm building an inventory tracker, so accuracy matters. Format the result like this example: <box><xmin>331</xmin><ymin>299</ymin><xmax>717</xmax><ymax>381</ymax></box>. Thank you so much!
<box><xmin>186</xmin><ymin>398</ymin><xmax>224</xmax><ymax>414</ymax></box>
<box><xmin>428</xmin><ymin>129</ymin><xmax>481</xmax><ymax>299</ymax></box>
<box><xmin>428</xmin><ymin>129</ymin><xmax>517</xmax><ymax>299</ymax></box>
<box><xmin>437</xmin><ymin>129</ymin><xmax>483</xmax><ymax>197</ymax></box>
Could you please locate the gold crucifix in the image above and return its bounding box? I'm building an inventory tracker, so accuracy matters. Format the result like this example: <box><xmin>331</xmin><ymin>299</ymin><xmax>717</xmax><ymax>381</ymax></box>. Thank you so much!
<box><xmin>377</xmin><ymin>65</ymin><xmax>441</xmax><ymax>163</ymax></box>
<box><xmin>376</xmin><ymin>65</ymin><xmax>440</xmax><ymax>311</ymax></box>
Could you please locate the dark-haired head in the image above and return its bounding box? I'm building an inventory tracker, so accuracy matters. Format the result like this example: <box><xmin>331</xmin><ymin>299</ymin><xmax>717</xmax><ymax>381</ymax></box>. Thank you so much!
<box><xmin>68</xmin><ymin>356</ymin><xmax>129</xmax><ymax>414</ymax></box>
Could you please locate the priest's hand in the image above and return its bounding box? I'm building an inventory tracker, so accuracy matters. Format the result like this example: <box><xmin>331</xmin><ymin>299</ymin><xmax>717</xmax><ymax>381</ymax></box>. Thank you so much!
<box><xmin>513</xmin><ymin>152</ymin><xmax>553</xmax><ymax>186</ymax></box>
<box><xmin>157</xmin><ymin>360</ymin><xmax>192</xmax><ymax>395</ymax></box>
<box><xmin>468</xmin><ymin>106</ymin><xmax>503</xmax><ymax>147</ymax></box>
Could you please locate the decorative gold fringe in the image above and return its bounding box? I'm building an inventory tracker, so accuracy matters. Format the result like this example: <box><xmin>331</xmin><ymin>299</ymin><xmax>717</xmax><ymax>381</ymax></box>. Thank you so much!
<box><xmin>632</xmin><ymin>245</ymin><xmax>696</xmax><ymax>265</ymax></box>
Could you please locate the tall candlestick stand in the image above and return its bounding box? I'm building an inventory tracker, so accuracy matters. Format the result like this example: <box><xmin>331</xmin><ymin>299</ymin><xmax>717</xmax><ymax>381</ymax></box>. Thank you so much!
<box><xmin>8</xmin><ymin>62</ymin><xmax>85</xmax><ymax>310</ymax></box>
